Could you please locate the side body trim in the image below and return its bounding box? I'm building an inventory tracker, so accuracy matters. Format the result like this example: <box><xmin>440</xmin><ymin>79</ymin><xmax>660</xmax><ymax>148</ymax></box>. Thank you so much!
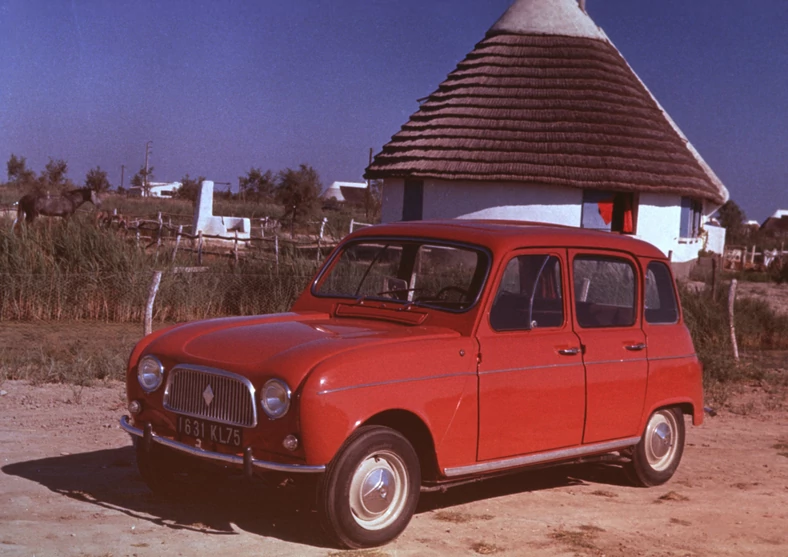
<box><xmin>317</xmin><ymin>371</ymin><xmax>476</xmax><ymax>396</ymax></box>
<box><xmin>444</xmin><ymin>436</ymin><xmax>640</xmax><ymax>478</ymax></box>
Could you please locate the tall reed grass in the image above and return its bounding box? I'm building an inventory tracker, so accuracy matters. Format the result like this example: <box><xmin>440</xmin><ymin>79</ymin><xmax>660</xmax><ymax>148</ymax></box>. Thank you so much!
<box><xmin>0</xmin><ymin>216</ymin><xmax>319</xmax><ymax>322</ymax></box>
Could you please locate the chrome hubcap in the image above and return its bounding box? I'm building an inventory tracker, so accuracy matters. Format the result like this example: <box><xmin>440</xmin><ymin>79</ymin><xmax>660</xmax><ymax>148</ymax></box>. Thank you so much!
<box><xmin>361</xmin><ymin>467</ymin><xmax>394</xmax><ymax>514</ymax></box>
<box><xmin>349</xmin><ymin>450</ymin><xmax>408</xmax><ymax>531</ymax></box>
<box><xmin>645</xmin><ymin>411</ymin><xmax>678</xmax><ymax>472</ymax></box>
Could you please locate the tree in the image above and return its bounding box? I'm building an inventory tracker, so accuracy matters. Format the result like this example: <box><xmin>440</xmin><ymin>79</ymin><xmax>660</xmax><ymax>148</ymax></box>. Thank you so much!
<box><xmin>177</xmin><ymin>174</ymin><xmax>207</xmax><ymax>202</ymax></box>
<box><xmin>131</xmin><ymin>165</ymin><xmax>155</xmax><ymax>196</ymax></box>
<box><xmin>364</xmin><ymin>179</ymin><xmax>383</xmax><ymax>222</ymax></box>
<box><xmin>34</xmin><ymin>157</ymin><xmax>72</xmax><ymax>193</ymax></box>
<box><xmin>239</xmin><ymin>167</ymin><xmax>275</xmax><ymax>202</ymax></box>
<box><xmin>6</xmin><ymin>153</ymin><xmax>35</xmax><ymax>185</ymax></box>
<box><xmin>275</xmin><ymin>164</ymin><xmax>322</xmax><ymax>237</ymax></box>
<box><xmin>85</xmin><ymin>166</ymin><xmax>111</xmax><ymax>192</ymax></box>
<box><xmin>716</xmin><ymin>200</ymin><xmax>747</xmax><ymax>245</ymax></box>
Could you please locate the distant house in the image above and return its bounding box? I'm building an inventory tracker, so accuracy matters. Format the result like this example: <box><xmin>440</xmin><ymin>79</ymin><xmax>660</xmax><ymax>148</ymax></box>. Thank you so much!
<box><xmin>761</xmin><ymin>210</ymin><xmax>788</xmax><ymax>238</ymax></box>
<box><xmin>366</xmin><ymin>0</ymin><xmax>729</xmax><ymax>269</ymax></box>
<box><xmin>321</xmin><ymin>181</ymin><xmax>368</xmax><ymax>206</ymax></box>
<box><xmin>128</xmin><ymin>181</ymin><xmax>182</xmax><ymax>198</ymax></box>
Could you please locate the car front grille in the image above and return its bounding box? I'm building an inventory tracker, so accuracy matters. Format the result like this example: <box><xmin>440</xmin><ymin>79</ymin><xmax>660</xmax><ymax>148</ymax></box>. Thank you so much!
<box><xmin>163</xmin><ymin>365</ymin><xmax>257</xmax><ymax>427</ymax></box>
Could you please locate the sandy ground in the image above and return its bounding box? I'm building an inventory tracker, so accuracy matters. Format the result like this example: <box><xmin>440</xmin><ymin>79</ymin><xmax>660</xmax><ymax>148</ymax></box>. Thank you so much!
<box><xmin>1</xmin><ymin>379</ymin><xmax>786</xmax><ymax>557</ymax></box>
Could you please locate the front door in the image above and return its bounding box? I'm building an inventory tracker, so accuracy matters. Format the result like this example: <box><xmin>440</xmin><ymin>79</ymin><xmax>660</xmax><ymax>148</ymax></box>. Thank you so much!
<box><xmin>477</xmin><ymin>251</ymin><xmax>586</xmax><ymax>461</ymax></box>
<box><xmin>569</xmin><ymin>250</ymin><xmax>648</xmax><ymax>443</ymax></box>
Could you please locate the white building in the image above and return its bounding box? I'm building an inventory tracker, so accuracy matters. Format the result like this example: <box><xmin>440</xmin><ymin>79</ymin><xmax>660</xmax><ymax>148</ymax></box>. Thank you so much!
<box><xmin>366</xmin><ymin>0</ymin><xmax>728</xmax><ymax>271</ymax></box>
<box><xmin>128</xmin><ymin>181</ymin><xmax>182</xmax><ymax>198</ymax></box>
<box><xmin>321</xmin><ymin>181</ymin><xmax>368</xmax><ymax>204</ymax></box>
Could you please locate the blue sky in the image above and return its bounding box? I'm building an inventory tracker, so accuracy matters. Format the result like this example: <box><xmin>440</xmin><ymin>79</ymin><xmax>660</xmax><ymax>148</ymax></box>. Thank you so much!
<box><xmin>0</xmin><ymin>0</ymin><xmax>785</xmax><ymax>222</ymax></box>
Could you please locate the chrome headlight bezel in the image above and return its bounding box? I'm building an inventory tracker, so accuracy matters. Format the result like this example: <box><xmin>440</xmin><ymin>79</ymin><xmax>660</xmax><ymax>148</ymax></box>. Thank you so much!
<box><xmin>137</xmin><ymin>355</ymin><xmax>164</xmax><ymax>393</ymax></box>
<box><xmin>260</xmin><ymin>378</ymin><xmax>291</xmax><ymax>419</ymax></box>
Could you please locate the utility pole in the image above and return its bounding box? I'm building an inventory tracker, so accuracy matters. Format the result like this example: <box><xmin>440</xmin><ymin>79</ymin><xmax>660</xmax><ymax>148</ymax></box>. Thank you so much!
<box><xmin>120</xmin><ymin>165</ymin><xmax>125</xmax><ymax>190</ymax></box>
<box><xmin>144</xmin><ymin>141</ymin><xmax>152</xmax><ymax>197</ymax></box>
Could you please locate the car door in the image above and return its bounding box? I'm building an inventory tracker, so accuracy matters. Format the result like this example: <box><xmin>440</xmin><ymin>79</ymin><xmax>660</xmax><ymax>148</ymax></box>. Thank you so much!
<box><xmin>569</xmin><ymin>250</ymin><xmax>648</xmax><ymax>444</ymax></box>
<box><xmin>476</xmin><ymin>250</ymin><xmax>586</xmax><ymax>461</ymax></box>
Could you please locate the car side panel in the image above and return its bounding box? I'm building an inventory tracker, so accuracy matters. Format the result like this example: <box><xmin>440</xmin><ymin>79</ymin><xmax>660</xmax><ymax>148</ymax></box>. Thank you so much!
<box><xmin>298</xmin><ymin>337</ymin><xmax>478</xmax><ymax>470</ymax></box>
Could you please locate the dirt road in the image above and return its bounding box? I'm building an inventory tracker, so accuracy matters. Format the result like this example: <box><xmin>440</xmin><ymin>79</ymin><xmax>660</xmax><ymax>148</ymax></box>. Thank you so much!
<box><xmin>1</xmin><ymin>380</ymin><xmax>786</xmax><ymax>557</ymax></box>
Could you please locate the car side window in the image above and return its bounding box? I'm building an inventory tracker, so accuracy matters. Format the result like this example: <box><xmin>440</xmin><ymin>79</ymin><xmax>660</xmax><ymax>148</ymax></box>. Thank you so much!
<box><xmin>490</xmin><ymin>255</ymin><xmax>564</xmax><ymax>331</ymax></box>
<box><xmin>645</xmin><ymin>261</ymin><xmax>679</xmax><ymax>324</ymax></box>
<box><xmin>573</xmin><ymin>256</ymin><xmax>636</xmax><ymax>328</ymax></box>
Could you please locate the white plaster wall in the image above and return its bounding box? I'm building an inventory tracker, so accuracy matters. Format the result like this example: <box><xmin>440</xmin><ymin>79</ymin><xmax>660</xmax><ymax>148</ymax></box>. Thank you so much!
<box><xmin>424</xmin><ymin>180</ymin><xmax>583</xmax><ymax>224</ymax></box>
<box><xmin>634</xmin><ymin>193</ymin><xmax>682</xmax><ymax>259</ymax></box>
<box><xmin>635</xmin><ymin>192</ymin><xmax>715</xmax><ymax>263</ymax></box>
<box><xmin>381</xmin><ymin>179</ymin><xmax>713</xmax><ymax>264</ymax></box>
<box><xmin>381</xmin><ymin>178</ymin><xmax>582</xmax><ymax>225</ymax></box>
<box><xmin>704</xmin><ymin>224</ymin><xmax>726</xmax><ymax>255</ymax></box>
<box><xmin>381</xmin><ymin>179</ymin><xmax>405</xmax><ymax>224</ymax></box>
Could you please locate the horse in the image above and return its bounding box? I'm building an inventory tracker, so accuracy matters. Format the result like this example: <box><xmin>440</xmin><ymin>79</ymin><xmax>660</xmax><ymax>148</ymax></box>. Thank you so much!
<box><xmin>14</xmin><ymin>188</ymin><xmax>102</xmax><ymax>227</ymax></box>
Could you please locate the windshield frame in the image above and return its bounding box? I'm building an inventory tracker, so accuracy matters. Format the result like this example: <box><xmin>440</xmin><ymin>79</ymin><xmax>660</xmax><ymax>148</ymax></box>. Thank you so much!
<box><xmin>311</xmin><ymin>236</ymin><xmax>492</xmax><ymax>314</ymax></box>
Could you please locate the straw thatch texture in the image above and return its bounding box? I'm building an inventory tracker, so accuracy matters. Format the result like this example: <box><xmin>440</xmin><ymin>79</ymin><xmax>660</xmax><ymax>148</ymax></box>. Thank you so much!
<box><xmin>366</xmin><ymin>34</ymin><xmax>725</xmax><ymax>204</ymax></box>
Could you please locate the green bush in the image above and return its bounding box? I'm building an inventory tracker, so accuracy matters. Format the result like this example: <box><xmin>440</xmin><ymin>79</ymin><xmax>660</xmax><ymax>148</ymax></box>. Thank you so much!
<box><xmin>679</xmin><ymin>283</ymin><xmax>788</xmax><ymax>388</ymax></box>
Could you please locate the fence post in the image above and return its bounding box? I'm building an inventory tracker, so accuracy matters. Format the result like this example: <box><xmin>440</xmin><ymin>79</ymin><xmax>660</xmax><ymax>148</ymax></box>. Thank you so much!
<box><xmin>275</xmin><ymin>234</ymin><xmax>279</xmax><ymax>268</ymax></box>
<box><xmin>156</xmin><ymin>212</ymin><xmax>163</xmax><ymax>248</ymax></box>
<box><xmin>234</xmin><ymin>230</ymin><xmax>239</xmax><ymax>264</ymax></box>
<box><xmin>135</xmin><ymin>228</ymin><xmax>140</xmax><ymax>248</ymax></box>
<box><xmin>172</xmin><ymin>225</ymin><xmax>183</xmax><ymax>263</ymax></box>
<box><xmin>197</xmin><ymin>231</ymin><xmax>203</xmax><ymax>266</ymax></box>
<box><xmin>349</xmin><ymin>218</ymin><xmax>355</xmax><ymax>235</ymax></box>
<box><xmin>144</xmin><ymin>271</ymin><xmax>163</xmax><ymax>336</ymax></box>
<box><xmin>711</xmin><ymin>256</ymin><xmax>718</xmax><ymax>298</ymax></box>
<box><xmin>728</xmin><ymin>279</ymin><xmax>739</xmax><ymax>362</ymax></box>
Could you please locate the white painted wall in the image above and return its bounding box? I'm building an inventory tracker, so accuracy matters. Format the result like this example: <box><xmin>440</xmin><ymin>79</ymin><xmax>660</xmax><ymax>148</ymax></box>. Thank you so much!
<box><xmin>382</xmin><ymin>179</ymin><xmax>582</xmax><ymax>225</ymax></box>
<box><xmin>381</xmin><ymin>179</ymin><xmax>723</xmax><ymax>264</ymax></box>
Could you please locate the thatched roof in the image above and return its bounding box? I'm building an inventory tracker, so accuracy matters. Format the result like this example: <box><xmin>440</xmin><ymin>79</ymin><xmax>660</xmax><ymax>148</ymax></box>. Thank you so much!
<box><xmin>366</xmin><ymin>0</ymin><xmax>728</xmax><ymax>206</ymax></box>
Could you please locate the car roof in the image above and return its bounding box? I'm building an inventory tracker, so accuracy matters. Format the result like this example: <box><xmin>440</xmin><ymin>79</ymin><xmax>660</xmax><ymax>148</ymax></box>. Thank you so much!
<box><xmin>348</xmin><ymin>220</ymin><xmax>667</xmax><ymax>260</ymax></box>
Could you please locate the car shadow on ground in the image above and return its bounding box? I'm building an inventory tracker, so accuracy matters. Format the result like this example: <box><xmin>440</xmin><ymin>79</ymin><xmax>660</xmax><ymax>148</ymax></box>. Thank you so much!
<box><xmin>2</xmin><ymin>446</ymin><xmax>632</xmax><ymax>548</ymax></box>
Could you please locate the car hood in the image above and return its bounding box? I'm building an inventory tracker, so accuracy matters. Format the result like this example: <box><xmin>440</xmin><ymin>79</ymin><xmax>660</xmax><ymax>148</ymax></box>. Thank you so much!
<box><xmin>142</xmin><ymin>311</ymin><xmax>460</xmax><ymax>387</ymax></box>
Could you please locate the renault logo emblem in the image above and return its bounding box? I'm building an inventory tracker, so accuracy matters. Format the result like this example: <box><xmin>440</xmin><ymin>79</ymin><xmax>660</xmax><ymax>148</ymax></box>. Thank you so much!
<box><xmin>203</xmin><ymin>385</ymin><xmax>214</xmax><ymax>407</ymax></box>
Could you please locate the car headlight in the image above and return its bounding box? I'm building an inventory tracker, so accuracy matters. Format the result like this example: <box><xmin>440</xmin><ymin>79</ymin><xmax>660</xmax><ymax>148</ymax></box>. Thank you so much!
<box><xmin>261</xmin><ymin>379</ymin><xmax>291</xmax><ymax>419</ymax></box>
<box><xmin>137</xmin><ymin>355</ymin><xmax>164</xmax><ymax>393</ymax></box>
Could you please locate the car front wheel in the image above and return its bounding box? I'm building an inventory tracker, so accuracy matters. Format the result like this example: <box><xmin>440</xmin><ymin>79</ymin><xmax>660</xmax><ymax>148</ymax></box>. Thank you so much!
<box><xmin>627</xmin><ymin>407</ymin><xmax>685</xmax><ymax>487</ymax></box>
<box><xmin>318</xmin><ymin>426</ymin><xmax>421</xmax><ymax>549</ymax></box>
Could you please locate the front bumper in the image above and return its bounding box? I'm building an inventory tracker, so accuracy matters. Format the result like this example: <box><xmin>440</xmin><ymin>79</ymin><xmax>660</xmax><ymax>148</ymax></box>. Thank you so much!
<box><xmin>120</xmin><ymin>415</ymin><xmax>326</xmax><ymax>475</ymax></box>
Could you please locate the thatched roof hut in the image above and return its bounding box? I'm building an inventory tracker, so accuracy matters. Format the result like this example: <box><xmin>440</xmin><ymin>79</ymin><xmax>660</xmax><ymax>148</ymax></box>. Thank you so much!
<box><xmin>366</xmin><ymin>0</ymin><xmax>728</xmax><ymax>207</ymax></box>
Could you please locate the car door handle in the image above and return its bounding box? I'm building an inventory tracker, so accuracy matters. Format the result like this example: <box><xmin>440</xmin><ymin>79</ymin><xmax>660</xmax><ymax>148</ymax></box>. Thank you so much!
<box><xmin>625</xmin><ymin>343</ymin><xmax>647</xmax><ymax>351</ymax></box>
<box><xmin>558</xmin><ymin>347</ymin><xmax>581</xmax><ymax>356</ymax></box>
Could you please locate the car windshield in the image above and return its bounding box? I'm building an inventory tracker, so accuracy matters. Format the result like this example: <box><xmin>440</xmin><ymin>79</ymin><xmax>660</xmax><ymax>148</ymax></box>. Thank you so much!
<box><xmin>314</xmin><ymin>239</ymin><xmax>489</xmax><ymax>311</ymax></box>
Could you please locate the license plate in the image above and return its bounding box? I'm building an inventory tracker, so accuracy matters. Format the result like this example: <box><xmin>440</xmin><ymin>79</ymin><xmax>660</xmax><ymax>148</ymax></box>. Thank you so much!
<box><xmin>176</xmin><ymin>415</ymin><xmax>243</xmax><ymax>448</ymax></box>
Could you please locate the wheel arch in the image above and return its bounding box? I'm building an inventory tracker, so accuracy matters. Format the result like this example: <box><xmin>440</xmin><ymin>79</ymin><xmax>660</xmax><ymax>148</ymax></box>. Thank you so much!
<box><xmin>363</xmin><ymin>409</ymin><xmax>439</xmax><ymax>482</ymax></box>
<box><xmin>641</xmin><ymin>398</ymin><xmax>699</xmax><ymax>431</ymax></box>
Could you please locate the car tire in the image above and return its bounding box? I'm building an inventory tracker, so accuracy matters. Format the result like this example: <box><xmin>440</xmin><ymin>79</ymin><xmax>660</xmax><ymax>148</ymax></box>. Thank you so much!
<box><xmin>318</xmin><ymin>426</ymin><xmax>421</xmax><ymax>549</ymax></box>
<box><xmin>626</xmin><ymin>407</ymin><xmax>685</xmax><ymax>487</ymax></box>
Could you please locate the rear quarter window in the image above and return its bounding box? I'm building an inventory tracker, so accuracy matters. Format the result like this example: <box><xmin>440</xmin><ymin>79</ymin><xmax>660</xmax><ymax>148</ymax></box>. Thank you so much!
<box><xmin>645</xmin><ymin>261</ymin><xmax>679</xmax><ymax>324</ymax></box>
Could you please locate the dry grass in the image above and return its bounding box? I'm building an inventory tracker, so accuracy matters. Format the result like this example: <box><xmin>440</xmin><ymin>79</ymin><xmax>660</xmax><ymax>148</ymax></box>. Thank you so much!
<box><xmin>657</xmin><ymin>491</ymin><xmax>690</xmax><ymax>503</ymax></box>
<box><xmin>589</xmin><ymin>489</ymin><xmax>618</xmax><ymax>498</ymax></box>
<box><xmin>432</xmin><ymin>511</ymin><xmax>495</xmax><ymax>524</ymax></box>
<box><xmin>549</xmin><ymin>525</ymin><xmax>604</xmax><ymax>551</ymax></box>
<box><xmin>469</xmin><ymin>541</ymin><xmax>504</xmax><ymax>555</ymax></box>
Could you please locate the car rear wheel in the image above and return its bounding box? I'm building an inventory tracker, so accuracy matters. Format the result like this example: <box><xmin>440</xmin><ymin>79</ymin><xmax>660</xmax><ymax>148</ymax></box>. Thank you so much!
<box><xmin>318</xmin><ymin>426</ymin><xmax>421</xmax><ymax>549</ymax></box>
<box><xmin>626</xmin><ymin>407</ymin><xmax>685</xmax><ymax>487</ymax></box>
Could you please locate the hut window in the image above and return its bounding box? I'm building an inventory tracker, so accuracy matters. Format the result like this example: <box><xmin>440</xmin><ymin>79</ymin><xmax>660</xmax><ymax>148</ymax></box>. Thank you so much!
<box><xmin>402</xmin><ymin>179</ymin><xmax>423</xmax><ymax>221</ymax></box>
<box><xmin>581</xmin><ymin>190</ymin><xmax>636</xmax><ymax>234</ymax></box>
<box><xmin>680</xmin><ymin>198</ymin><xmax>702</xmax><ymax>239</ymax></box>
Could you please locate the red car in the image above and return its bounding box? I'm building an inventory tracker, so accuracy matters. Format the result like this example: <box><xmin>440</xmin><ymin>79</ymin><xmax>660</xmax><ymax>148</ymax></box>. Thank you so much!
<box><xmin>121</xmin><ymin>220</ymin><xmax>703</xmax><ymax>548</ymax></box>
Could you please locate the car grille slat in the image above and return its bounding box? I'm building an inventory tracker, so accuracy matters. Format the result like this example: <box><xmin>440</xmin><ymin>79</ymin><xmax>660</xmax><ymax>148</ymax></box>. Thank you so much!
<box><xmin>163</xmin><ymin>366</ymin><xmax>257</xmax><ymax>428</ymax></box>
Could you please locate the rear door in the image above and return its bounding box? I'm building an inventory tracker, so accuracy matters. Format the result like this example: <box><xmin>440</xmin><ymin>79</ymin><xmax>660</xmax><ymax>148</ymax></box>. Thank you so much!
<box><xmin>476</xmin><ymin>250</ymin><xmax>586</xmax><ymax>461</ymax></box>
<box><xmin>569</xmin><ymin>250</ymin><xmax>648</xmax><ymax>444</ymax></box>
